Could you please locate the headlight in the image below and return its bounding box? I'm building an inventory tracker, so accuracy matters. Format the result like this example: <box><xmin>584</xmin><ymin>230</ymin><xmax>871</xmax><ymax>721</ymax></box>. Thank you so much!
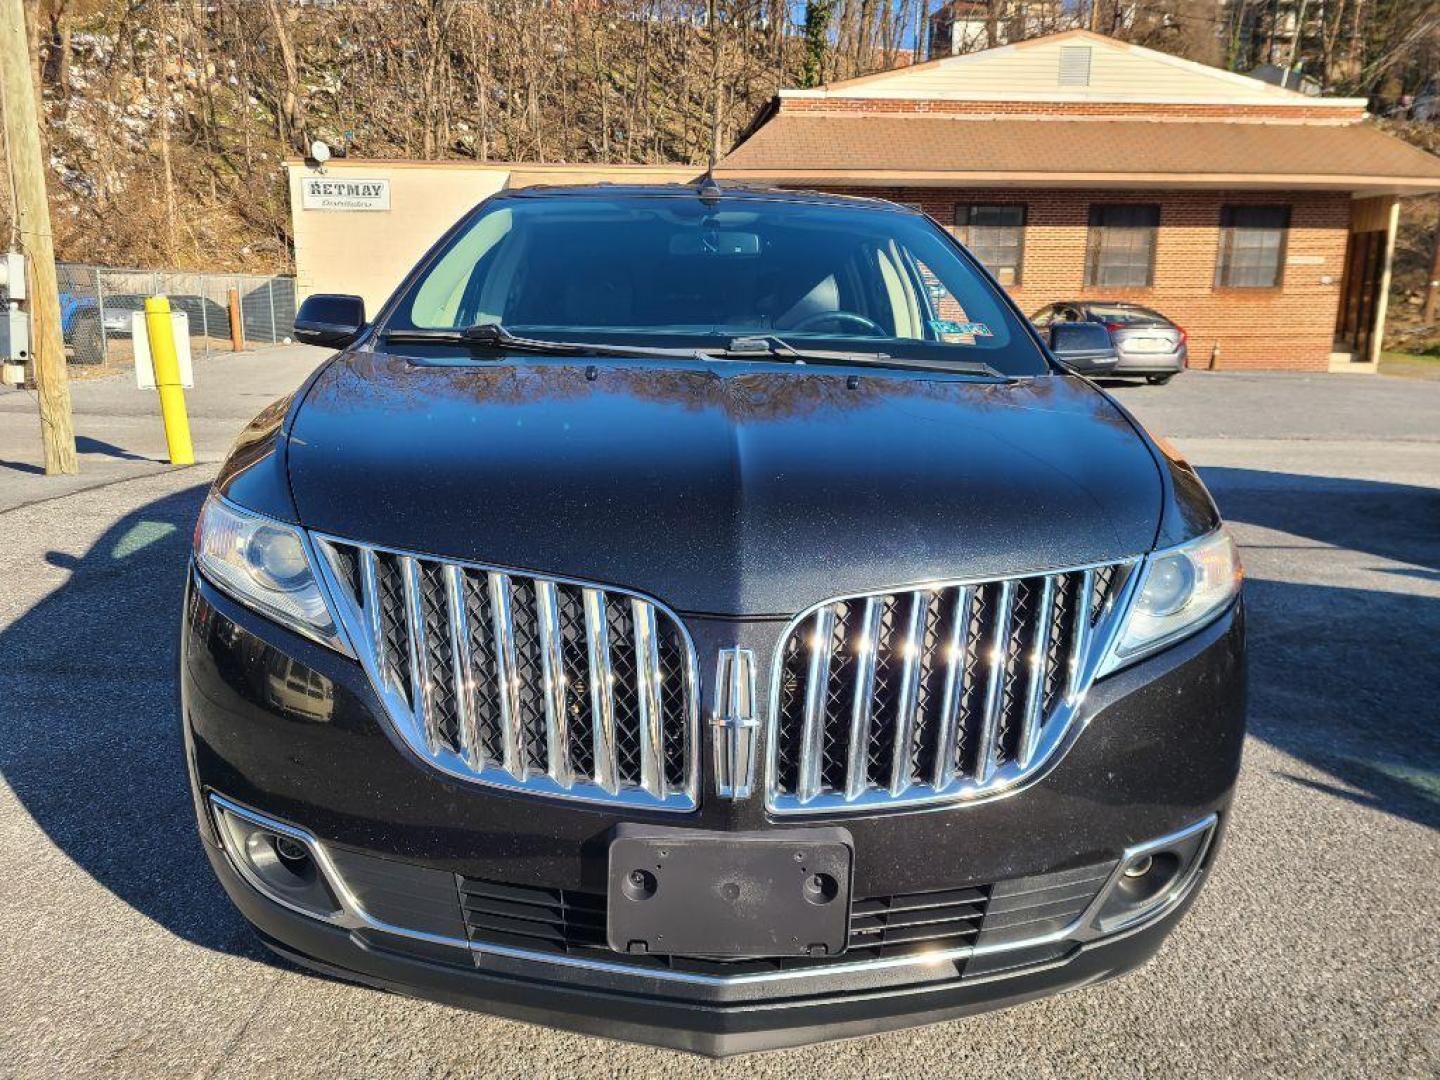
<box><xmin>1099</xmin><ymin>529</ymin><xmax>1241</xmax><ymax>675</ymax></box>
<box><xmin>194</xmin><ymin>496</ymin><xmax>350</xmax><ymax>653</ymax></box>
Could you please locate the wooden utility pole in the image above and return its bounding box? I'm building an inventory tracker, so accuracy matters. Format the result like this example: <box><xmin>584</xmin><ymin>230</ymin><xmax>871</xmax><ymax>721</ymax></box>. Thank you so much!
<box><xmin>1</xmin><ymin>0</ymin><xmax>77</xmax><ymax>474</ymax></box>
<box><xmin>707</xmin><ymin>0</ymin><xmax>722</xmax><ymax>171</ymax></box>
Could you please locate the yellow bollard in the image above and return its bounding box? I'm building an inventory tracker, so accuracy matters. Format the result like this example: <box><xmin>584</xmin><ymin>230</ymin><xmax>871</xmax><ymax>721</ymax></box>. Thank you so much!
<box><xmin>145</xmin><ymin>295</ymin><xmax>195</xmax><ymax>466</ymax></box>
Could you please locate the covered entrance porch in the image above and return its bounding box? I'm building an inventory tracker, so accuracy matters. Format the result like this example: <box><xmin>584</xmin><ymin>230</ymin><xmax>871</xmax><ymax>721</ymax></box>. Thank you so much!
<box><xmin>1332</xmin><ymin>196</ymin><xmax>1400</xmax><ymax>373</ymax></box>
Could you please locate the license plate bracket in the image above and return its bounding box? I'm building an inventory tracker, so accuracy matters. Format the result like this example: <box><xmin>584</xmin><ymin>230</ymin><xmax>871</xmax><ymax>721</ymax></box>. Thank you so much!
<box><xmin>607</xmin><ymin>824</ymin><xmax>853</xmax><ymax>959</ymax></box>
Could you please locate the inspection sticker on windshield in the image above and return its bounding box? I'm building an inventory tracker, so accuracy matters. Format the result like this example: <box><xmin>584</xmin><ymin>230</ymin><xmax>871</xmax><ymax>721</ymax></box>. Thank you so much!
<box><xmin>930</xmin><ymin>319</ymin><xmax>992</xmax><ymax>338</ymax></box>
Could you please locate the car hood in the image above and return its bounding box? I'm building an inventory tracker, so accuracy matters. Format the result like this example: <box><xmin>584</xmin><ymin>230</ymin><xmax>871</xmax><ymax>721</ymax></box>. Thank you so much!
<box><xmin>286</xmin><ymin>352</ymin><xmax>1162</xmax><ymax>616</ymax></box>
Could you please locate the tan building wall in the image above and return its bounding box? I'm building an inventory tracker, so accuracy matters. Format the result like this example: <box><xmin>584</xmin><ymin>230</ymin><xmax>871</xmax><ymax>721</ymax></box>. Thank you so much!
<box><xmin>784</xmin><ymin>29</ymin><xmax>1366</xmax><ymax>112</ymax></box>
<box><xmin>287</xmin><ymin>160</ymin><xmax>698</xmax><ymax>317</ymax></box>
<box><xmin>843</xmin><ymin>186</ymin><xmax>1353</xmax><ymax>370</ymax></box>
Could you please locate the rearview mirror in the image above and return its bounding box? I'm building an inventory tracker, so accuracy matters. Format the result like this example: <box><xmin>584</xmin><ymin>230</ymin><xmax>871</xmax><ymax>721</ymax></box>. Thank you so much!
<box><xmin>294</xmin><ymin>294</ymin><xmax>367</xmax><ymax>349</ymax></box>
<box><xmin>668</xmin><ymin>230</ymin><xmax>760</xmax><ymax>256</ymax></box>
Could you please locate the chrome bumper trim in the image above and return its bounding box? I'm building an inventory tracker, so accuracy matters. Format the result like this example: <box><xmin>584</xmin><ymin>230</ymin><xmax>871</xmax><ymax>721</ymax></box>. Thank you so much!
<box><xmin>209</xmin><ymin>793</ymin><xmax>1216</xmax><ymax>989</ymax></box>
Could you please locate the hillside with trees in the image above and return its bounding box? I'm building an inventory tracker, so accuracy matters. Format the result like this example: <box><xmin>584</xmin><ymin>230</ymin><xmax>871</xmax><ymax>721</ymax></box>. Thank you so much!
<box><xmin>1</xmin><ymin>0</ymin><xmax>1436</xmax><ymax>282</ymax></box>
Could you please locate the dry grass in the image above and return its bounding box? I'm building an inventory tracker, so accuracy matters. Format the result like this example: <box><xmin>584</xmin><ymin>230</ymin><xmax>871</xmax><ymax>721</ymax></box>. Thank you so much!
<box><xmin>1379</xmin><ymin>350</ymin><xmax>1440</xmax><ymax>380</ymax></box>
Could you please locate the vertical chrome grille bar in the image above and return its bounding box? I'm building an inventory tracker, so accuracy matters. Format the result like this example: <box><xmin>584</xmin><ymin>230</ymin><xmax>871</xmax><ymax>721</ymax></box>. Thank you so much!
<box><xmin>889</xmin><ymin>591</ymin><xmax>931</xmax><ymax>797</ymax></box>
<box><xmin>797</xmin><ymin>605</ymin><xmax>837</xmax><ymax>803</ymax></box>
<box><xmin>445</xmin><ymin>564</ymin><xmax>482</xmax><ymax>770</ymax></box>
<box><xmin>359</xmin><ymin>547</ymin><xmax>386</xmax><ymax>684</ymax></box>
<box><xmin>975</xmin><ymin>579</ymin><xmax>1016</xmax><ymax>784</ymax></box>
<box><xmin>309</xmin><ymin>536</ymin><xmax>702</xmax><ymax>809</ymax></box>
<box><xmin>535</xmin><ymin>580</ymin><xmax>571</xmax><ymax>788</ymax></box>
<box><xmin>1018</xmin><ymin>575</ymin><xmax>1055</xmax><ymax>769</ymax></box>
<box><xmin>844</xmin><ymin>597</ymin><xmax>884</xmax><ymax>800</ymax></box>
<box><xmin>632</xmin><ymin>599</ymin><xmax>665</xmax><ymax>798</ymax></box>
<box><xmin>932</xmin><ymin>585</ymin><xmax>973</xmax><ymax>790</ymax></box>
<box><xmin>400</xmin><ymin>556</ymin><xmax>438</xmax><ymax>754</ymax></box>
<box><xmin>489</xmin><ymin>572</ymin><xmax>524</xmax><ymax>779</ymax></box>
<box><xmin>1067</xmin><ymin>568</ymin><xmax>1096</xmax><ymax>704</ymax></box>
<box><xmin>583</xmin><ymin>588</ymin><xmax>618</xmax><ymax>795</ymax></box>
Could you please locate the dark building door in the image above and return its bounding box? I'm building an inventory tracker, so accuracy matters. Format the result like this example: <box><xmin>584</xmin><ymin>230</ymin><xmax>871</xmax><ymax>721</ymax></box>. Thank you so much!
<box><xmin>1335</xmin><ymin>229</ymin><xmax>1387</xmax><ymax>362</ymax></box>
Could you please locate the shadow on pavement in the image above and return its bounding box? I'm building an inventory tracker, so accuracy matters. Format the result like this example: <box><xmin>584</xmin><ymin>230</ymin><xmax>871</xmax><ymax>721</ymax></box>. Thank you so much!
<box><xmin>0</xmin><ymin>458</ymin><xmax>46</xmax><ymax>476</ymax></box>
<box><xmin>1199</xmin><ymin>466</ymin><xmax>1440</xmax><ymax>832</ymax></box>
<box><xmin>1</xmin><ymin>437</ymin><xmax>157</xmax><ymax>479</ymax></box>
<box><xmin>1201</xmin><ymin>467</ymin><xmax>1440</xmax><ymax>572</ymax></box>
<box><xmin>0</xmin><ymin>463</ymin><xmax>1434</xmax><ymax>960</ymax></box>
<box><xmin>75</xmin><ymin>435</ymin><xmax>160</xmax><ymax>464</ymax></box>
<box><xmin>0</xmin><ymin>482</ymin><xmax>273</xmax><ymax>963</ymax></box>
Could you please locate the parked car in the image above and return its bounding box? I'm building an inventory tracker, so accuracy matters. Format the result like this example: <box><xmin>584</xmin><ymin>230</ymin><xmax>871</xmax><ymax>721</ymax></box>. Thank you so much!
<box><xmin>1031</xmin><ymin>301</ymin><xmax>1187</xmax><ymax>384</ymax></box>
<box><xmin>65</xmin><ymin>292</ymin><xmax>229</xmax><ymax>364</ymax></box>
<box><xmin>182</xmin><ymin>184</ymin><xmax>1245</xmax><ymax>1055</ymax></box>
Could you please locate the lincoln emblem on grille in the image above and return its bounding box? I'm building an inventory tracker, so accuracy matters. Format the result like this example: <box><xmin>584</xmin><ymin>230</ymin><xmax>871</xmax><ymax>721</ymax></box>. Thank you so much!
<box><xmin>711</xmin><ymin>648</ymin><xmax>759</xmax><ymax>799</ymax></box>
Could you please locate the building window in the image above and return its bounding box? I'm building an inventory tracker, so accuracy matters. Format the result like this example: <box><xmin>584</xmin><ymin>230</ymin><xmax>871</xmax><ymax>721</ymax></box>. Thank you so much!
<box><xmin>1216</xmin><ymin>205</ymin><xmax>1290</xmax><ymax>288</ymax></box>
<box><xmin>954</xmin><ymin>204</ymin><xmax>1026</xmax><ymax>286</ymax></box>
<box><xmin>1085</xmin><ymin>204</ymin><xmax>1160</xmax><ymax>288</ymax></box>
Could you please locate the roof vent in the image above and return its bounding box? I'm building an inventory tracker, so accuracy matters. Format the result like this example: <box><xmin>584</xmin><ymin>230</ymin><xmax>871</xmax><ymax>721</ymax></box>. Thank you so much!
<box><xmin>1059</xmin><ymin>46</ymin><xmax>1092</xmax><ymax>87</ymax></box>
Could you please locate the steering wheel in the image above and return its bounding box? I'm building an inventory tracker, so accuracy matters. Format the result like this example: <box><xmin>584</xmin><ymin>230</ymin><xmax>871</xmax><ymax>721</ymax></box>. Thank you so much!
<box><xmin>789</xmin><ymin>310</ymin><xmax>885</xmax><ymax>335</ymax></box>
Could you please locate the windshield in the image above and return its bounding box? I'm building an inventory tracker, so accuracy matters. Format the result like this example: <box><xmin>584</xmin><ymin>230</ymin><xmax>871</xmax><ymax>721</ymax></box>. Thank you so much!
<box><xmin>384</xmin><ymin>193</ymin><xmax>1049</xmax><ymax>376</ymax></box>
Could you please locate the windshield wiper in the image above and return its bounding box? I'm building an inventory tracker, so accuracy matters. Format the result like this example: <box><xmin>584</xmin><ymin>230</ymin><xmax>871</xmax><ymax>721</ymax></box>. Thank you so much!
<box><xmin>382</xmin><ymin>323</ymin><xmax>706</xmax><ymax>360</ymax></box>
<box><xmin>712</xmin><ymin>335</ymin><xmax>1009</xmax><ymax>378</ymax></box>
<box><xmin>380</xmin><ymin>326</ymin><xmax>1011</xmax><ymax>378</ymax></box>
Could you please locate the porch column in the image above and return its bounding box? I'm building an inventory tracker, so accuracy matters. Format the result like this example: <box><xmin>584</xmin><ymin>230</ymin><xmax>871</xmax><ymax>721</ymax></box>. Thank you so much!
<box><xmin>1368</xmin><ymin>196</ymin><xmax>1401</xmax><ymax>366</ymax></box>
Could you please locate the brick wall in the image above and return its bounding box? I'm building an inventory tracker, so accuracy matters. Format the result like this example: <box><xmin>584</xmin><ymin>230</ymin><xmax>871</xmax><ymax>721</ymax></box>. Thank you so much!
<box><xmin>834</xmin><ymin>186</ymin><xmax>1353</xmax><ymax>371</ymax></box>
<box><xmin>778</xmin><ymin>98</ymin><xmax>1364</xmax><ymax>122</ymax></box>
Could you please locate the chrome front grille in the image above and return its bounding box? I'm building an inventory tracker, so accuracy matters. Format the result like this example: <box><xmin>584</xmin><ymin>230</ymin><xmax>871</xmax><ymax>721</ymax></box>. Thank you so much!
<box><xmin>766</xmin><ymin>562</ymin><xmax>1136</xmax><ymax>814</ymax></box>
<box><xmin>316</xmin><ymin>538</ymin><xmax>699</xmax><ymax>809</ymax></box>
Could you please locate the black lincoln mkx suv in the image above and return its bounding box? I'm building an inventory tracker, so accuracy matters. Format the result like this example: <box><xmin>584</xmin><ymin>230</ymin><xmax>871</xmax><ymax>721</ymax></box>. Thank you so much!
<box><xmin>181</xmin><ymin>183</ymin><xmax>1245</xmax><ymax>1055</ymax></box>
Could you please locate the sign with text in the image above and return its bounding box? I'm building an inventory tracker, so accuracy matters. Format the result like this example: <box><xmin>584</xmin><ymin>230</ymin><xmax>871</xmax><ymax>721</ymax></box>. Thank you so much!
<box><xmin>133</xmin><ymin>311</ymin><xmax>194</xmax><ymax>389</ymax></box>
<box><xmin>301</xmin><ymin>177</ymin><xmax>391</xmax><ymax>212</ymax></box>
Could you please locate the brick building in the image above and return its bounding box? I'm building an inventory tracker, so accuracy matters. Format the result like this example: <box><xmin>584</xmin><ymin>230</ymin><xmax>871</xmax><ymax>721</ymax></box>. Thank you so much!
<box><xmin>717</xmin><ymin>30</ymin><xmax>1440</xmax><ymax>372</ymax></box>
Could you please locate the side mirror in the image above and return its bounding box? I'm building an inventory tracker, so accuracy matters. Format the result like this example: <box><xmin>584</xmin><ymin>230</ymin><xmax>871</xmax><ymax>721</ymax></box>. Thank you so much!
<box><xmin>294</xmin><ymin>294</ymin><xmax>367</xmax><ymax>349</ymax></box>
<box><xmin>1048</xmin><ymin>322</ymin><xmax>1112</xmax><ymax>353</ymax></box>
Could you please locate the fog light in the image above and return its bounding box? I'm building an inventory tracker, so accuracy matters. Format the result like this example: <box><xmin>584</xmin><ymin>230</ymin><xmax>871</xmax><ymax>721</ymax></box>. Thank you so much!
<box><xmin>1089</xmin><ymin>816</ymin><xmax>1216</xmax><ymax>935</ymax></box>
<box><xmin>1123</xmin><ymin>855</ymin><xmax>1153</xmax><ymax>879</ymax></box>
<box><xmin>274</xmin><ymin>835</ymin><xmax>310</xmax><ymax>865</ymax></box>
<box><xmin>211</xmin><ymin>796</ymin><xmax>345</xmax><ymax>922</ymax></box>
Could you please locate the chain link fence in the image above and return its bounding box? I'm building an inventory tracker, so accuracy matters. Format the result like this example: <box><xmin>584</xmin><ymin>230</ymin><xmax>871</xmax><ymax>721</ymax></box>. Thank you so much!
<box><xmin>54</xmin><ymin>264</ymin><xmax>296</xmax><ymax>370</ymax></box>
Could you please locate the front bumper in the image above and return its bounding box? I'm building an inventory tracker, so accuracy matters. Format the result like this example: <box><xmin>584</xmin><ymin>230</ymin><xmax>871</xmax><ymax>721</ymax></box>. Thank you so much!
<box><xmin>181</xmin><ymin>568</ymin><xmax>1245</xmax><ymax>1053</ymax></box>
<box><xmin>1113</xmin><ymin>345</ymin><xmax>1187</xmax><ymax>375</ymax></box>
<box><xmin>205</xmin><ymin>824</ymin><xmax>1212</xmax><ymax>1055</ymax></box>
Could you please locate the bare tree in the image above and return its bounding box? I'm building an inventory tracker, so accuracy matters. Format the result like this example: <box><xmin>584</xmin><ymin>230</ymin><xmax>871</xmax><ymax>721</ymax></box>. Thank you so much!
<box><xmin>9</xmin><ymin>0</ymin><xmax>1437</xmax><ymax>277</ymax></box>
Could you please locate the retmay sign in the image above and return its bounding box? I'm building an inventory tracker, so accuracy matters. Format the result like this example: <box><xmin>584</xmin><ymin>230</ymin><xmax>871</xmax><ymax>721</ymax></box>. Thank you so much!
<box><xmin>301</xmin><ymin>177</ymin><xmax>391</xmax><ymax>211</ymax></box>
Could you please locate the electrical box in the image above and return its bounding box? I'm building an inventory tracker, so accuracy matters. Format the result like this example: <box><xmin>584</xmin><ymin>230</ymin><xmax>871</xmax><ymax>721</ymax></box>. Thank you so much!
<box><xmin>133</xmin><ymin>310</ymin><xmax>194</xmax><ymax>389</ymax></box>
<box><xmin>0</xmin><ymin>252</ymin><xmax>26</xmax><ymax>301</ymax></box>
<box><xmin>1</xmin><ymin>306</ymin><xmax>30</xmax><ymax>362</ymax></box>
<box><xmin>1</xmin><ymin>306</ymin><xmax>29</xmax><ymax>386</ymax></box>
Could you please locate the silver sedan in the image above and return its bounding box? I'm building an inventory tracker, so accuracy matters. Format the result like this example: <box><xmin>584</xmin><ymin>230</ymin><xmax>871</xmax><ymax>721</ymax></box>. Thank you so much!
<box><xmin>1032</xmin><ymin>301</ymin><xmax>1187</xmax><ymax>384</ymax></box>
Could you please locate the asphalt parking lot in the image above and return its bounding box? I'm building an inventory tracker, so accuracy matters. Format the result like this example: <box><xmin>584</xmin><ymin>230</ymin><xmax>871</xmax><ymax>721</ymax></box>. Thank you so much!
<box><xmin>1</xmin><ymin>355</ymin><xmax>1437</xmax><ymax>1078</ymax></box>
